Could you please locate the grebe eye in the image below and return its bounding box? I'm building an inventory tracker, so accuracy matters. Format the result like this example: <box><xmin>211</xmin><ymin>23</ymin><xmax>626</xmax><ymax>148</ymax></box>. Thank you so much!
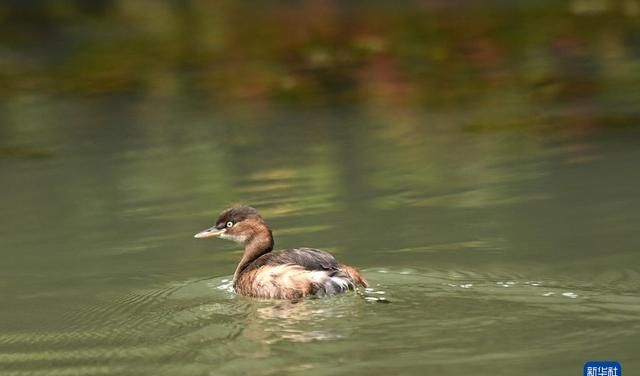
<box><xmin>226</xmin><ymin>221</ymin><xmax>233</xmax><ymax>228</ymax></box>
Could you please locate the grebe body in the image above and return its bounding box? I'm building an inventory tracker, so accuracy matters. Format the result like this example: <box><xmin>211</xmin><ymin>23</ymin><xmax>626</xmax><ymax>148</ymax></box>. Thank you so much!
<box><xmin>195</xmin><ymin>206</ymin><xmax>367</xmax><ymax>299</ymax></box>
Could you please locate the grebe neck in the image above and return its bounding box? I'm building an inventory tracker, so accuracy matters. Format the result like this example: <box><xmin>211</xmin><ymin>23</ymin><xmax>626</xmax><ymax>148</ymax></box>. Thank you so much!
<box><xmin>233</xmin><ymin>228</ymin><xmax>273</xmax><ymax>282</ymax></box>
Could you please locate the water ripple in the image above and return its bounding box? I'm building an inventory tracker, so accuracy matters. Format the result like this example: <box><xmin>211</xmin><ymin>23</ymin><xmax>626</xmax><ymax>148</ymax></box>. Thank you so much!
<box><xmin>2</xmin><ymin>269</ymin><xmax>638</xmax><ymax>375</ymax></box>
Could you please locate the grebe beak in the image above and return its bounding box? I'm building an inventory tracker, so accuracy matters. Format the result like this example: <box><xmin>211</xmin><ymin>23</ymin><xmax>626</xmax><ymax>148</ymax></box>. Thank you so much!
<box><xmin>194</xmin><ymin>226</ymin><xmax>224</xmax><ymax>239</ymax></box>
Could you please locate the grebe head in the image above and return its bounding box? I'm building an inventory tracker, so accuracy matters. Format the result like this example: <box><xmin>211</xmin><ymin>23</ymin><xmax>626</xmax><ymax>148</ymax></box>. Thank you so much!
<box><xmin>194</xmin><ymin>206</ymin><xmax>268</xmax><ymax>244</ymax></box>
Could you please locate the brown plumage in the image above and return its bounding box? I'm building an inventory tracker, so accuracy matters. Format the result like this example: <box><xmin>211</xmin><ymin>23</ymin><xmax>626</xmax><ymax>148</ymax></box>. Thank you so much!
<box><xmin>195</xmin><ymin>206</ymin><xmax>368</xmax><ymax>299</ymax></box>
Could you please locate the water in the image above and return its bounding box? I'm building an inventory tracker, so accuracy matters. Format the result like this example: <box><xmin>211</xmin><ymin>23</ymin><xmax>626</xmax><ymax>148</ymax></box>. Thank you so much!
<box><xmin>2</xmin><ymin>1</ymin><xmax>640</xmax><ymax>375</ymax></box>
<box><xmin>2</xmin><ymin>102</ymin><xmax>639</xmax><ymax>375</ymax></box>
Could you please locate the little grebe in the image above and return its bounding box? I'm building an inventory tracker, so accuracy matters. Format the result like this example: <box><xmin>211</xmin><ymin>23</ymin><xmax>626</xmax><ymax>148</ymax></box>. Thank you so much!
<box><xmin>194</xmin><ymin>206</ymin><xmax>367</xmax><ymax>299</ymax></box>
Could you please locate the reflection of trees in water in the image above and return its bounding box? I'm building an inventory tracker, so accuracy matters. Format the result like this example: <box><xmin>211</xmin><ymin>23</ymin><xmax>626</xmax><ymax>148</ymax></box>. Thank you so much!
<box><xmin>0</xmin><ymin>3</ymin><xmax>633</xmax><ymax>264</ymax></box>
<box><xmin>0</xmin><ymin>0</ymin><xmax>638</xmax><ymax>126</ymax></box>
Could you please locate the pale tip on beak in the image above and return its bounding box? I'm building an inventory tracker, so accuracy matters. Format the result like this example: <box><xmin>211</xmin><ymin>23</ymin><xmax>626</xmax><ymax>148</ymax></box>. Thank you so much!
<box><xmin>194</xmin><ymin>227</ymin><xmax>224</xmax><ymax>239</ymax></box>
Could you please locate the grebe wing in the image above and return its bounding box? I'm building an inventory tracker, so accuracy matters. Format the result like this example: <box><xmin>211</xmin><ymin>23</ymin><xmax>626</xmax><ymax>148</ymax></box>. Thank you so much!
<box><xmin>255</xmin><ymin>248</ymin><xmax>340</xmax><ymax>271</ymax></box>
<box><xmin>238</xmin><ymin>248</ymin><xmax>367</xmax><ymax>298</ymax></box>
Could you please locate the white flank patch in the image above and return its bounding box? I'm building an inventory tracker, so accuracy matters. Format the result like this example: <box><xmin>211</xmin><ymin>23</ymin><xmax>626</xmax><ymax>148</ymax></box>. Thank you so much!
<box><xmin>306</xmin><ymin>271</ymin><xmax>353</xmax><ymax>291</ymax></box>
<box><xmin>330</xmin><ymin>276</ymin><xmax>354</xmax><ymax>290</ymax></box>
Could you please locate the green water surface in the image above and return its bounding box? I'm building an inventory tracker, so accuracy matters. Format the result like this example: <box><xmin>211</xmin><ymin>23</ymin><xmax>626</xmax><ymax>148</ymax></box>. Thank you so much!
<box><xmin>1</xmin><ymin>1</ymin><xmax>640</xmax><ymax>375</ymax></box>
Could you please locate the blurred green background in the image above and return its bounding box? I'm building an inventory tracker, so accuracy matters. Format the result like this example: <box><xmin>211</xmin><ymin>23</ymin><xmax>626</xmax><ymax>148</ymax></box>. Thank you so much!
<box><xmin>1</xmin><ymin>0</ymin><xmax>639</xmax><ymax>118</ymax></box>
<box><xmin>1</xmin><ymin>2</ymin><xmax>640</xmax><ymax>376</ymax></box>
